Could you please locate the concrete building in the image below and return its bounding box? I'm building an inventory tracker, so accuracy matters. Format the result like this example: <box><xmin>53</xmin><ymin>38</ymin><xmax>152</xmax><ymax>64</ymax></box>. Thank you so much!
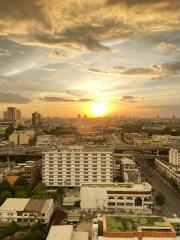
<box><xmin>8</xmin><ymin>160</ymin><xmax>40</xmax><ymax>185</ymax></box>
<box><xmin>155</xmin><ymin>158</ymin><xmax>180</xmax><ymax>186</ymax></box>
<box><xmin>9</xmin><ymin>130</ymin><xmax>34</xmax><ymax>145</ymax></box>
<box><xmin>0</xmin><ymin>198</ymin><xmax>54</xmax><ymax>225</ymax></box>
<box><xmin>46</xmin><ymin>225</ymin><xmax>88</xmax><ymax>240</ymax></box>
<box><xmin>36</xmin><ymin>135</ymin><xmax>60</xmax><ymax>147</ymax></box>
<box><xmin>169</xmin><ymin>148</ymin><xmax>180</xmax><ymax>166</ymax></box>
<box><xmin>120</xmin><ymin>157</ymin><xmax>141</xmax><ymax>183</ymax></box>
<box><xmin>32</xmin><ymin>111</ymin><xmax>41</xmax><ymax>126</ymax></box>
<box><xmin>80</xmin><ymin>183</ymin><xmax>153</xmax><ymax>214</ymax></box>
<box><xmin>42</xmin><ymin>145</ymin><xmax>113</xmax><ymax>187</ymax></box>
<box><xmin>3</xmin><ymin>107</ymin><xmax>21</xmax><ymax>126</ymax></box>
<box><xmin>124</xmin><ymin>133</ymin><xmax>148</xmax><ymax>144</ymax></box>
<box><xmin>92</xmin><ymin>215</ymin><xmax>180</xmax><ymax>240</ymax></box>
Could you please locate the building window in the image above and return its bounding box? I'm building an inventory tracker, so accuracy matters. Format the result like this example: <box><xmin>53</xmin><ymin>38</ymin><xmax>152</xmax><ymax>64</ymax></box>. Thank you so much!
<box><xmin>135</xmin><ymin>197</ymin><xmax>142</xmax><ymax>206</ymax></box>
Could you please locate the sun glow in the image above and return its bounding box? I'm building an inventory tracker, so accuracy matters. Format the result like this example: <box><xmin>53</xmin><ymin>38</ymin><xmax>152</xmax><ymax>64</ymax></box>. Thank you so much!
<box><xmin>90</xmin><ymin>102</ymin><xmax>108</xmax><ymax>116</ymax></box>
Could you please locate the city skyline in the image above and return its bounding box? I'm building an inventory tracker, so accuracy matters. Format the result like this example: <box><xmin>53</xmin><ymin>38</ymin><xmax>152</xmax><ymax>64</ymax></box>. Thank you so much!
<box><xmin>0</xmin><ymin>0</ymin><xmax>180</xmax><ymax>117</ymax></box>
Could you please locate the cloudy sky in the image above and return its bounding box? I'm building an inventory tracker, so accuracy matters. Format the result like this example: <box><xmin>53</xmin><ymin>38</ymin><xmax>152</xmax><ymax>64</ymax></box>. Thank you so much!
<box><xmin>0</xmin><ymin>0</ymin><xmax>180</xmax><ymax>117</ymax></box>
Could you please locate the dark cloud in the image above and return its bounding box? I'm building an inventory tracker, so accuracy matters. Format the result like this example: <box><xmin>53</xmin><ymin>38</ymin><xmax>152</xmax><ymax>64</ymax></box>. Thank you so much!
<box><xmin>0</xmin><ymin>0</ymin><xmax>51</xmax><ymax>30</ymax></box>
<box><xmin>87</xmin><ymin>68</ymin><xmax>108</xmax><ymax>74</ymax></box>
<box><xmin>0</xmin><ymin>92</ymin><xmax>30</xmax><ymax>103</ymax></box>
<box><xmin>121</xmin><ymin>61</ymin><xmax>180</xmax><ymax>76</ymax></box>
<box><xmin>106</xmin><ymin>0</ymin><xmax>171</xmax><ymax>6</ymax></box>
<box><xmin>78</xmin><ymin>98</ymin><xmax>94</xmax><ymax>102</ymax></box>
<box><xmin>39</xmin><ymin>97</ymin><xmax>76</xmax><ymax>103</ymax></box>
<box><xmin>121</xmin><ymin>96</ymin><xmax>137</xmax><ymax>103</ymax></box>
<box><xmin>39</xmin><ymin>96</ymin><xmax>94</xmax><ymax>103</ymax></box>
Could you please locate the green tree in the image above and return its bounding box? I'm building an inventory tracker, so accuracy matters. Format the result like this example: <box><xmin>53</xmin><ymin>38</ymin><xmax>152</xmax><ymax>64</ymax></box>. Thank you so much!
<box><xmin>32</xmin><ymin>183</ymin><xmax>48</xmax><ymax>199</ymax></box>
<box><xmin>0</xmin><ymin>190</ymin><xmax>13</xmax><ymax>205</ymax></box>
<box><xmin>155</xmin><ymin>192</ymin><xmax>166</xmax><ymax>207</ymax></box>
<box><xmin>0</xmin><ymin>222</ymin><xmax>19</xmax><ymax>240</ymax></box>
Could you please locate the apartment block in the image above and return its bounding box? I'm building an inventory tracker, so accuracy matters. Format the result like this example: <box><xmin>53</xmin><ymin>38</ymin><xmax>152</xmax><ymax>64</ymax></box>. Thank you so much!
<box><xmin>80</xmin><ymin>182</ymin><xmax>153</xmax><ymax>214</ymax></box>
<box><xmin>0</xmin><ymin>198</ymin><xmax>54</xmax><ymax>225</ymax></box>
<box><xmin>42</xmin><ymin>145</ymin><xmax>113</xmax><ymax>187</ymax></box>
<box><xmin>169</xmin><ymin>148</ymin><xmax>180</xmax><ymax>166</ymax></box>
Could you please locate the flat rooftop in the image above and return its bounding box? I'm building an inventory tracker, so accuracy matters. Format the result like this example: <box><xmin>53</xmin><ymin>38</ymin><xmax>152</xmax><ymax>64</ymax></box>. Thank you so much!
<box><xmin>46</xmin><ymin>225</ymin><xmax>73</xmax><ymax>240</ymax></box>
<box><xmin>105</xmin><ymin>216</ymin><xmax>171</xmax><ymax>232</ymax></box>
<box><xmin>82</xmin><ymin>182</ymin><xmax>151</xmax><ymax>190</ymax></box>
<box><xmin>0</xmin><ymin>198</ymin><xmax>30</xmax><ymax>212</ymax></box>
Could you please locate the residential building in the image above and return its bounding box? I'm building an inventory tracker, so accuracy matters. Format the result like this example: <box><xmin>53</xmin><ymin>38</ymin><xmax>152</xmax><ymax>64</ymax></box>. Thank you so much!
<box><xmin>9</xmin><ymin>130</ymin><xmax>34</xmax><ymax>145</ymax></box>
<box><xmin>155</xmin><ymin>158</ymin><xmax>180</xmax><ymax>186</ymax></box>
<box><xmin>46</xmin><ymin>225</ymin><xmax>88</xmax><ymax>240</ymax></box>
<box><xmin>120</xmin><ymin>157</ymin><xmax>141</xmax><ymax>183</ymax></box>
<box><xmin>8</xmin><ymin>160</ymin><xmax>40</xmax><ymax>185</ymax></box>
<box><xmin>80</xmin><ymin>182</ymin><xmax>153</xmax><ymax>214</ymax></box>
<box><xmin>42</xmin><ymin>145</ymin><xmax>113</xmax><ymax>187</ymax></box>
<box><xmin>92</xmin><ymin>215</ymin><xmax>180</xmax><ymax>240</ymax></box>
<box><xmin>0</xmin><ymin>198</ymin><xmax>54</xmax><ymax>225</ymax></box>
<box><xmin>169</xmin><ymin>148</ymin><xmax>180</xmax><ymax>166</ymax></box>
<box><xmin>32</xmin><ymin>111</ymin><xmax>41</xmax><ymax>126</ymax></box>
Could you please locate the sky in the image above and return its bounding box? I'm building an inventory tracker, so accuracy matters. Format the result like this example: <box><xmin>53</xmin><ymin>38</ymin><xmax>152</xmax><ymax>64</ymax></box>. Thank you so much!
<box><xmin>0</xmin><ymin>0</ymin><xmax>180</xmax><ymax>118</ymax></box>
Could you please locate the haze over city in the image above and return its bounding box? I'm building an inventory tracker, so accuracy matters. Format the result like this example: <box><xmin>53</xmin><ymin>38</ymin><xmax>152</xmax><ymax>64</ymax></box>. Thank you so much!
<box><xmin>0</xmin><ymin>0</ymin><xmax>180</xmax><ymax>117</ymax></box>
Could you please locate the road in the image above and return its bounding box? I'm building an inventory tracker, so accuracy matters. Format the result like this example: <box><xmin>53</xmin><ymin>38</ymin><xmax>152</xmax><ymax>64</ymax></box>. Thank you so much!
<box><xmin>137</xmin><ymin>158</ymin><xmax>180</xmax><ymax>217</ymax></box>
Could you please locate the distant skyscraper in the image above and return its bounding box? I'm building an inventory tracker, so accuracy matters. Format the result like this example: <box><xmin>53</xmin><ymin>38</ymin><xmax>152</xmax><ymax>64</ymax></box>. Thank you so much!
<box><xmin>16</xmin><ymin>109</ymin><xmax>21</xmax><ymax>120</ymax></box>
<box><xmin>3</xmin><ymin>107</ymin><xmax>21</xmax><ymax>125</ymax></box>
<box><xmin>32</xmin><ymin>111</ymin><xmax>41</xmax><ymax>126</ymax></box>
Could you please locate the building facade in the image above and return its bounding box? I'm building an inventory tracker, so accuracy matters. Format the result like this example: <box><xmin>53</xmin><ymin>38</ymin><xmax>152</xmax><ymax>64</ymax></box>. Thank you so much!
<box><xmin>3</xmin><ymin>107</ymin><xmax>21</xmax><ymax>126</ymax></box>
<box><xmin>9</xmin><ymin>130</ymin><xmax>35</xmax><ymax>145</ymax></box>
<box><xmin>0</xmin><ymin>198</ymin><xmax>54</xmax><ymax>225</ymax></box>
<box><xmin>169</xmin><ymin>148</ymin><xmax>180</xmax><ymax>166</ymax></box>
<box><xmin>8</xmin><ymin>160</ymin><xmax>40</xmax><ymax>185</ymax></box>
<box><xmin>42</xmin><ymin>145</ymin><xmax>113</xmax><ymax>187</ymax></box>
<box><xmin>80</xmin><ymin>183</ymin><xmax>153</xmax><ymax>214</ymax></box>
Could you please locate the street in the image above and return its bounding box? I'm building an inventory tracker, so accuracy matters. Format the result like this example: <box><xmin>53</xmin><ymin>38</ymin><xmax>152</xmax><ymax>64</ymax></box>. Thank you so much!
<box><xmin>137</xmin><ymin>158</ymin><xmax>180</xmax><ymax>217</ymax></box>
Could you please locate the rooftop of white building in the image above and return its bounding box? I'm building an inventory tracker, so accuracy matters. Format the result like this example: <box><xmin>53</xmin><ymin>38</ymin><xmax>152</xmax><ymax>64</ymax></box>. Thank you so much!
<box><xmin>0</xmin><ymin>198</ymin><xmax>30</xmax><ymax>212</ymax></box>
<box><xmin>46</xmin><ymin>225</ymin><xmax>88</xmax><ymax>240</ymax></box>
<box><xmin>81</xmin><ymin>182</ymin><xmax>151</xmax><ymax>191</ymax></box>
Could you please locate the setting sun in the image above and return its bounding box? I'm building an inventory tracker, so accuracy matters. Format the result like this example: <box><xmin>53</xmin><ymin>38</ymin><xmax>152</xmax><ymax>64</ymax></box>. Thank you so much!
<box><xmin>90</xmin><ymin>102</ymin><xmax>108</xmax><ymax>116</ymax></box>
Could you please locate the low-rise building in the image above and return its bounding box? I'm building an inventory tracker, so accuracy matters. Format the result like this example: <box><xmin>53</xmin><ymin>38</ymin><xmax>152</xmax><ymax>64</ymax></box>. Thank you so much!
<box><xmin>46</xmin><ymin>225</ymin><xmax>88</xmax><ymax>240</ymax></box>
<box><xmin>8</xmin><ymin>160</ymin><xmax>40</xmax><ymax>185</ymax></box>
<box><xmin>36</xmin><ymin>135</ymin><xmax>61</xmax><ymax>147</ymax></box>
<box><xmin>0</xmin><ymin>198</ymin><xmax>54</xmax><ymax>225</ymax></box>
<box><xmin>93</xmin><ymin>215</ymin><xmax>180</xmax><ymax>240</ymax></box>
<box><xmin>9</xmin><ymin>130</ymin><xmax>35</xmax><ymax>145</ymax></box>
<box><xmin>80</xmin><ymin>182</ymin><xmax>153</xmax><ymax>215</ymax></box>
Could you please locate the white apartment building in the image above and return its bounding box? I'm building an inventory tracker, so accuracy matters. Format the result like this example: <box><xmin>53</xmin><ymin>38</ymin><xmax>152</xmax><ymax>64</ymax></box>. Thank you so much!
<box><xmin>9</xmin><ymin>130</ymin><xmax>34</xmax><ymax>145</ymax></box>
<box><xmin>169</xmin><ymin>148</ymin><xmax>180</xmax><ymax>166</ymax></box>
<box><xmin>0</xmin><ymin>198</ymin><xmax>54</xmax><ymax>225</ymax></box>
<box><xmin>42</xmin><ymin>145</ymin><xmax>113</xmax><ymax>187</ymax></box>
<box><xmin>80</xmin><ymin>182</ymin><xmax>153</xmax><ymax>214</ymax></box>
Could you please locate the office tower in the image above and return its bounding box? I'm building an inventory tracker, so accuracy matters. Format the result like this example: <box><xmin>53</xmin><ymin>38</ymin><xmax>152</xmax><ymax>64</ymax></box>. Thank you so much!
<box><xmin>3</xmin><ymin>107</ymin><xmax>21</xmax><ymax>125</ymax></box>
